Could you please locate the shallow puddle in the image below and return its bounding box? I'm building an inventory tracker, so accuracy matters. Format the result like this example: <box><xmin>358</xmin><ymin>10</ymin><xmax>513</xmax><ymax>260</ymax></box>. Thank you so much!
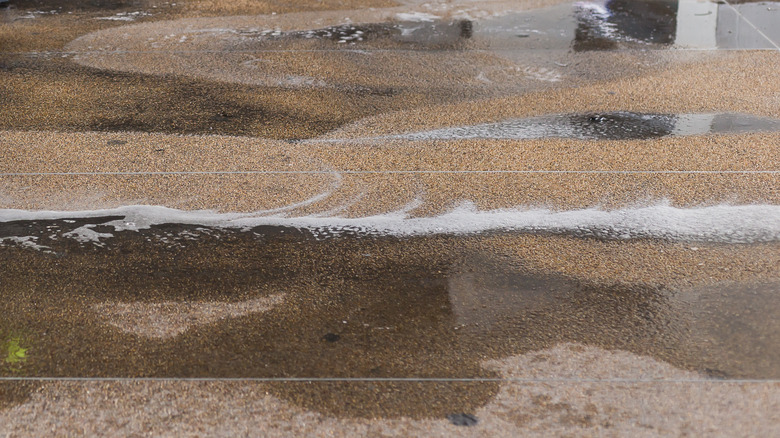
<box><xmin>258</xmin><ymin>19</ymin><xmax>473</xmax><ymax>49</ymax></box>
<box><xmin>1</xmin><ymin>219</ymin><xmax>779</xmax><ymax>416</ymax></box>
<box><xmin>391</xmin><ymin>112</ymin><xmax>780</xmax><ymax>141</ymax></box>
<box><xmin>170</xmin><ymin>0</ymin><xmax>780</xmax><ymax>52</ymax></box>
<box><xmin>477</xmin><ymin>0</ymin><xmax>780</xmax><ymax>50</ymax></box>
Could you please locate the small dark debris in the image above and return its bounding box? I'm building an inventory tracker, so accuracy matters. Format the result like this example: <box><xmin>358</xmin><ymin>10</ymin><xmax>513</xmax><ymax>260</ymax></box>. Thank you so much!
<box><xmin>322</xmin><ymin>333</ymin><xmax>340</xmax><ymax>342</ymax></box>
<box><xmin>213</xmin><ymin>112</ymin><xmax>232</xmax><ymax>122</ymax></box>
<box><xmin>154</xmin><ymin>148</ymin><xmax>165</xmax><ymax>152</ymax></box>
<box><xmin>516</xmin><ymin>34</ymin><xmax>530</xmax><ymax>38</ymax></box>
<box><xmin>459</xmin><ymin>20</ymin><xmax>473</xmax><ymax>39</ymax></box>
<box><xmin>447</xmin><ymin>413</ymin><xmax>479</xmax><ymax>426</ymax></box>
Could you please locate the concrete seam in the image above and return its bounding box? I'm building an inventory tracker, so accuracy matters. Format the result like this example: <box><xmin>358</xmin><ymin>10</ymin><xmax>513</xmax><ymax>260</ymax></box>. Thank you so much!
<box><xmin>0</xmin><ymin>377</ymin><xmax>778</xmax><ymax>383</ymax></box>
<box><xmin>1</xmin><ymin>170</ymin><xmax>778</xmax><ymax>176</ymax></box>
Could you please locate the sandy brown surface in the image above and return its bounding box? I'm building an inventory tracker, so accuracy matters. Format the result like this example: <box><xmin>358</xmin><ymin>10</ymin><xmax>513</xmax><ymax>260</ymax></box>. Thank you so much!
<box><xmin>2</xmin><ymin>128</ymin><xmax>777</xmax><ymax>212</ymax></box>
<box><xmin>93</xmin><ymin>294</ymin><xmax>285</xmax><ymax>339</ymax></box>
<box><xmin>3</xmin><ymin>131</ymin><xmax>779</xmax><ymax>173</ymax></box>
<box><xmin>1</xmin><ymin>345</ymin><xmax>780</xmax><ymax>437</ymax></box>
<box><xmin>0</xmin><ymin>56</ymin><xmax>427</xmax><ymax>139</ymax></box>
<box><xmin>1</xmin><ymin>172</ymin><xmax>777</xmax><ymax>213</ymax></box>
<box><xmin>329</xmin><ymin>50</ymin><xmax>780</xmax><ymax>138</ymax></box>
<box><xmin>2</xmin><ymin>0</ymin><xmax>780</xmax><ymax>434</ymax></box>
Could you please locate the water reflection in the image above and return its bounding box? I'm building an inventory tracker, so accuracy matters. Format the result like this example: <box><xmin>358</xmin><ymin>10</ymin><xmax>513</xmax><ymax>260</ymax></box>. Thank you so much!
<box><xmin>392</xmin><ymin>112</ymin><xmax>780</xmax><ymax>141</ymax></box>
<box><xmin>476</xmin><ymin>0</ymin><xmax>780</xmax><ymax>50</ymax></box>
<box><xmin>573</xmin><ymin>0</ymin><xmax>678</xmax><ymax>51</ymax></box>
<box><xmin>250</xmin><ymin>19</ymin><xmax>474</xmax><ymax>49</ymax></box>
<box><xmin>222</xmin><ymin>1</ymin><xmax>780</xmax><ymax>52</ymax></box>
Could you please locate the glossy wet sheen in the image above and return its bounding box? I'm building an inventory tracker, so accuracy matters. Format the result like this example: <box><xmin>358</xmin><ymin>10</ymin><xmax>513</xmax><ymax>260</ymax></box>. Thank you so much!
<box><xmin>2</xmin><ymin>0</ymin><xmax>780</xmax><ymax>430</ymax></box>
<box><xmin>479</xmin><ymin>0</ymin><xmax>780</xmax><ymax>50</ymax></box>
<box><xmin>2</xmin><ymin>221</ymin><xmax>779</xmax><ymax>417</ymax></box>
<box><xmin>393</xmin><ymin>112</ymin><xmax>780</xmax><ymax>141</ymax></box>
<box><xmin>272</xmin><ymin>20</ymin><xmax>473</xmax><ymax>48</ymax></box>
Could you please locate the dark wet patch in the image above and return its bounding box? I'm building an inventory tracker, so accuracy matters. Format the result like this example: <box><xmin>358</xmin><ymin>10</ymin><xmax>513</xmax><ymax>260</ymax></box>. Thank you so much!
<box><xmin>0</xmin><ymin>382</ymin><xmax>39</xmax><ymax>410</ymax></box>
<box><xmin>10</xmin><ymin>0</ymin><xmax>148</xmax><ymax>12</ymax></box>
<box><xmin>0</xmin><ymin>221</ymin><xmax>779</xmax><ymax>417</ymax></box>
<box><xmin>0</xmin><ymin>56</ymin><xmax>442</xmax><ymax>139</ymax></box>
<box><xmin>447</xmin><ymin>413</ymin><xmax>479</xmax><ymax>426</ymax></box>
<box><xmin>573</xmin><ymin>0</ymin><xmax>678</xmax><ymax>51</ymax></box>
<box><xmin>396</xmin><ymin>112</ymin><xmax>780</xmax><ymax>141</ymax></box>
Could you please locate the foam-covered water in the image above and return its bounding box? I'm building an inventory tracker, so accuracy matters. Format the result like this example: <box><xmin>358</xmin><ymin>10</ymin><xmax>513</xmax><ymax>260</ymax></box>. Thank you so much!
<box><xmin>1</xmin><ymin>202</ymin><xmax>779</xmax><ymax>244</ymax></box>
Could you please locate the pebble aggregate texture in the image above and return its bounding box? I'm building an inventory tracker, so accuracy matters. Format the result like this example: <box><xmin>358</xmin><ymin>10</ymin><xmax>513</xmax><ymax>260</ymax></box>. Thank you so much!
<box><xmin>1</xmin><ymin>0</ymin><xmax>779</xmax><ymax>435</ymax></box>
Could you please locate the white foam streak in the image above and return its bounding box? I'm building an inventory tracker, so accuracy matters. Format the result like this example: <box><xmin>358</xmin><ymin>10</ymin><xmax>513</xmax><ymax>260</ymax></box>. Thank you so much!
<box><xmin>1</xmin><ymin>202</ymin><xmax>779</xmax><ymax>243</ymax></box>
<box><xmin>0</xmin><ymin>236</ymin><xmax>50</xmax><ymax>251</ymax></box>
<box><xmin>395</xmin><ymin>12</ymin><xmax>441</xmax><ymax>22</ymax></box>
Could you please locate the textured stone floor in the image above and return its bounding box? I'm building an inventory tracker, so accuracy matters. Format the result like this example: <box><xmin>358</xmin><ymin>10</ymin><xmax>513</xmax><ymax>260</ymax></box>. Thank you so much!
<box><xmin>1</xmin><ymin>0</ymin><xmax>779</xmax><ymax>435</ymax></box>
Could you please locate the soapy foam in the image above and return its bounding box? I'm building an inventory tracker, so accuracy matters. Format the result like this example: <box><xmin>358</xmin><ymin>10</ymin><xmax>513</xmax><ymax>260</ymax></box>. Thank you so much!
<box><xmin>1</xmin><ymin>201</ymin><xmax>778</xmax><ymax>243</ymax></box>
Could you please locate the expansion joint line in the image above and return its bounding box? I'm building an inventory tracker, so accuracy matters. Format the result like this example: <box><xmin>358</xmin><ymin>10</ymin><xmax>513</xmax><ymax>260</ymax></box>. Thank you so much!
<box><xmin>2</xmin><ymin>48</ymin><xmax>778</xmax><ymax>56</ymax></box>
<box><xmin>2</xmin><ymin>170</ymin><xmax>779</xmax><ymax>176</ymax></box>
<box><xmin>0</xmin><ymin>377</ymin><xmax>779</xmax><ymax>383</ymax></box>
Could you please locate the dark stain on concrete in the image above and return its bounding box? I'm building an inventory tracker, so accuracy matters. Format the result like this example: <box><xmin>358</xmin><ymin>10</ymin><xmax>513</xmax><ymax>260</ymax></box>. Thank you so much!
<box><xmin>0</xmin><ymin>56</ymin><xmax>435</xmax><ymax>139</ymax></box>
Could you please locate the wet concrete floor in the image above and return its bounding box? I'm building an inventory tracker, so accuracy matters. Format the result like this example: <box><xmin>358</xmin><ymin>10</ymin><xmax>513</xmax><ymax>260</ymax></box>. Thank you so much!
<box><xmin>1</xmin><ymin>0</ymin><xmax>779</xmax><ymax>433</ymax></box>
<box><xmin>2</xmin><ymin>221</ymin><xmax>779</xmax><ymax>418</ymax></box>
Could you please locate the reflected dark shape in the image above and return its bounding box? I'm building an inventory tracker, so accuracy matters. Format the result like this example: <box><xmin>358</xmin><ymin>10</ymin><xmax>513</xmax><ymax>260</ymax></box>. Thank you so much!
<box><xmin>459</xmin><ymin>19</ymin><xmax>474</xmax><ymax>39</ymax></box>
<box><xmin>397</xmin><ymin>112</ymin><xmax>780</xmax><ymax>141</ymax></box>
<box><xmin>604</xmin><ymin>0</ymin><xmax>678</xmax><ymax>44</ymax></box>
<box><xmin>573</xmin><ymin>0</ymin><xmax>678</xmax><ymax>51</ymax></box>
<box><xmin>1</xmin><ymin>221</ymin><xmax>779</xmax><ymax>417</ymax></box>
